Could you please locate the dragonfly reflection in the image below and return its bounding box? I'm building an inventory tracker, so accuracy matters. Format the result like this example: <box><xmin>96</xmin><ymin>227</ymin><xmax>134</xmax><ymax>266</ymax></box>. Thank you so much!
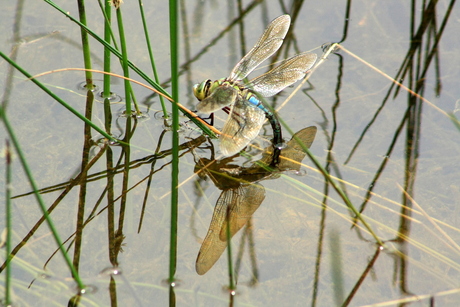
<box><xmin>194</xmin><ymin>126</ymin><xmax>317</xmax><ymax>275</ymax></box>
<box><xmin>193</xmin><ymin>15</ymin><xmax>317</xmax><ymax>157</ymax></box>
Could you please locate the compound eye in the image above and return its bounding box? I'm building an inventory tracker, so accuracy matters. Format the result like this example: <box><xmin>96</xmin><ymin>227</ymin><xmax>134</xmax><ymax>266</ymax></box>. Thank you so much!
<box><xmin>193</xmin><ymin>79</ymin><xmax>212</xmax><ymax>101</ymax></box>
<box><xmin>204</xmin><ymin>80</ymin><xmax>212</xmax><ymax>94</ymax></box>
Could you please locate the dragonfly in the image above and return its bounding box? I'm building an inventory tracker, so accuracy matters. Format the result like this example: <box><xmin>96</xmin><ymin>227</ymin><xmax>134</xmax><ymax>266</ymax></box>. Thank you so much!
<box><xmin>193</xmin><ymin>14</ymin><xmax>317</xmax><ymax>158</ymax></box>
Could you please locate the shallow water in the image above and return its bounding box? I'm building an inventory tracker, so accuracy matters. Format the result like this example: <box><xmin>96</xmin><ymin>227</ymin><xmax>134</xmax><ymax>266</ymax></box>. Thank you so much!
<box><xmin>1</xmin><ymin>0</ymin><xmax>460</xmax><ymax>306</ymax></box>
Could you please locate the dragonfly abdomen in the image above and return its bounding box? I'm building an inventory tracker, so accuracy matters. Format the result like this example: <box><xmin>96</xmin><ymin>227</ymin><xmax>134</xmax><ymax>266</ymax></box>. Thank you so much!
<box><xmin>246</xmin><ymin>93</ymin><xmax>283</xmax><ymax>150</ymax></box>
<box><xmin>247</xmin><ymin>94</ymin><xmax>271</xmax><ymax>114</ymax></box>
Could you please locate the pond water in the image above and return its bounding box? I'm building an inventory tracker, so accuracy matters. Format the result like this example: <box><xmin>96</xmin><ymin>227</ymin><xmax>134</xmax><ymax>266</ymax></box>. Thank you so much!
<box><xmin>1</xmin><ymin>0</ymin><xmax>460</xmax><ymax>306</ymax></box>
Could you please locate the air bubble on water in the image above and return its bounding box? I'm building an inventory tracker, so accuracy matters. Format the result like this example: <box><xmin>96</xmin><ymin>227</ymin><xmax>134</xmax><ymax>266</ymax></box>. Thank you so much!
<box><xmin>37</xmin><ymin>272</ymin><xmax>52</xmax><ymax>279</ymax></box>
<box><xmin>99</xmin><ymin>91</ymin><xmax>123</xmax><ymax>103</ymax></box>
<box><xmin>275</xmin><ymin>141</ymin><xmax>287</xmax><ymax>150</ymax></box>
<box><xmin>294</xmin><ymin>169</ymin><xmax>307</xmax><ymax>176</ymax></box>
<box><xmin>161</xmin><ymin>278</ymin><xmax>181</xmax><ymax>288</ymax></box>
<box><xmin>154</xmin><ymin>111</ymin><xmax>172</xmax><ymax>120</ymax></box>
<box><xmin>134</xmin><ymin>112</ymin><xmax>150</xmax><ymax>121</ymax></box>
<box><xmin>77</xmin><ymin>81</ymin><xmax>99</xmax><ymax>93</ymax></box>
<box><xmin>99</xmin><ymin>267</ymin><xmax>122</xmax><ymax>277</ymax></box>
<box><xmin>221</xmin><ymin>285</ymin><xmax>238</xmax><ymax>296</ymax></box>
<box><xmin>78</xmin><ymin>284</ymin><xmax>97</xmax><ymax>295</ymax></box>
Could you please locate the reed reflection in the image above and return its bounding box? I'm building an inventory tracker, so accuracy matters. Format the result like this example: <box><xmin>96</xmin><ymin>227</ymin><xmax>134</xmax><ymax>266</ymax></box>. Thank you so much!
<box><xmin>194</xmin><ymin>126</ymin><xmax>317</xmax><ymax>275</ymax></box>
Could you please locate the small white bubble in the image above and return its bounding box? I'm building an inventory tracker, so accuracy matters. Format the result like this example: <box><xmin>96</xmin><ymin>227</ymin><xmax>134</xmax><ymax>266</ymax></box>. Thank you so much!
<box><xmin>78</xmin><ymin>285</ymin><xmax>97</xmax><ymax>295</ymax></box>
<box><xmin>294</xmin><ymin>169</ymin><xmax>307</xmax><ymax>176</ymax></box>
<box><xmin>275</xmin><ymin>141</ymin><xmax>287</xmax><ymax>150</ymax></box>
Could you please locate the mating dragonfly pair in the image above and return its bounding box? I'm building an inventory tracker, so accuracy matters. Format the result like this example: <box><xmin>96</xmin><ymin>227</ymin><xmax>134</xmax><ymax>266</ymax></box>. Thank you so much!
<box><xmin>193</xmin><ymin>14</ymin><xmax>317</xmax><ymax>158</ymax></box>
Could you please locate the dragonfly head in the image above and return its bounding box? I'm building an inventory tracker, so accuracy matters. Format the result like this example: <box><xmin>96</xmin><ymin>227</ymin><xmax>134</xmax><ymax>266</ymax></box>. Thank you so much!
<box><xmin>193</xmin><ymin>79</ymin><xmax>212</xmax><ymax>101</ymax></box>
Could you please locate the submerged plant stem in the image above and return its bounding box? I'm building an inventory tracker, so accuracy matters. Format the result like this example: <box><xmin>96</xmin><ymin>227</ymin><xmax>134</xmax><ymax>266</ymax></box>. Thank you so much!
<box><xmin>5</xmin><ymin>140</ymin><xmax>12</xmax><ymax>305</ymax></box>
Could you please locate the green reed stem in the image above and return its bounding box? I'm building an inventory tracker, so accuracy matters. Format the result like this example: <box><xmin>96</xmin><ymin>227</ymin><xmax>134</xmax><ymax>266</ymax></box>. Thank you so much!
<box><xmin>138</xmin><ymin>0</ymin><xmax>168</xmax><ymax>118</ymax></box>
<box><xmin>115</xmin><ymin>7</ymin><xmax>138</xmax><ymax>115</ymax></box>
<box><xmin>4</xmin><ymin>140</ymin><xmax>12</xmax><ymax>305</ymax></box>
<box><xmin>103</xmin><ymin>0</ymin><xmax>112</xmax><ymax>98</ymax></box>
<box><xmin>43</xmin><ymin>0</ymin><xmax>216</xmax><ymax>138</ymax></box>
<box><xmin>168</xmin><ymin>0</ymin><xmax>179</xmax><ymax>283</ymax></box>
<box><xmin>0</xmin><ymin>52</ymin><xmax>114</xmax><ymax>142</ymax></box>
<box><xmin>76</xmin><ymin>0</ymin><xmax>93</xmax><ymax>88</ymax></box>
<box><xmin>97</xmin><ymin>0</ymin><xmax>119</xmax><ymax>51</ymax></box>
<box><xmin>0</xmin><ymin>111</ymin><xmax>84</xmax><ymax>289</ymax></box>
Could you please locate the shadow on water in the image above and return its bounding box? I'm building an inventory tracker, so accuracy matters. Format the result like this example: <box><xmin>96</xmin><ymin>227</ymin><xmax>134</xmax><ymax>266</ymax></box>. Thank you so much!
<box><xmin>193</xmin><ymin>126</ymin><xmax>317</xmax><ymax>276</ymax></box>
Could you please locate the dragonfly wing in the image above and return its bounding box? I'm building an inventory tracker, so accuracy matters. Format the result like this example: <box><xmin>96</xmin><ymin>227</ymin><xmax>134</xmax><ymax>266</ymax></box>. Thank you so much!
<box><xmin>196</xmin><ymin>83</ymin><xmax>238</xmax><ymax>114</ymax></box>
<box><xmin>229</xmin><ymin>15</ymin><xmax>291</xmax><ymax>81</ymax></box>
<box><xmin>219</xmin><ymin>183</ymin><xmax>265</xmax><ymax>241</ymax></box>
<box><xmin>220</xmin><ymin>97</ymin><xmax>266</xmax><ymax>156</ymax></box>
<box><xmin>249</xmin><ymin>52</ymin><xmax>317</xmax><ymax>97</ymax></box>
<box><xmin>195</xmin><ymin>184</ymin><xmax>265</xmax><ymax>275</ymax></box>
<box><xmin>195</xmin><ymin>190</ymin><xmax>230</xmax><ymax>275</ymax></box>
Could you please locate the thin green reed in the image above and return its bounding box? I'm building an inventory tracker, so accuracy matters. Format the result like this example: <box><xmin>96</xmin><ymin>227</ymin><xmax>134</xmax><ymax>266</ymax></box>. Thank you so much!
<box><xmin>76</xmin><ymin>0</ymin><xmax>93</xmax><ymax>88</ymax></box>
<box><xmin>103</xmin><ymin>0</ymin><xmax>112</xmax><ymax>98</ymax></box>
<box><xmin>169</xmin><ymin>0</ymin><xmax>179</xmax><ymax>283</ymax></box>
<box><xmin>97</xmin><ymin>0</ymin><xmax>120</xmax><ymax>51</ymax></box>
<box><xmin>0</xmin><ymin>110</ymin><xmax>84</xmax><ymax>289</ymax></box>
<box><xmin>138</xmin><ymin>0</ymin><xmax>169</xmax><ymax>118</ymax></box>
<box><xmin>115</xmin><ymin>6</ymin><xmax>134</xmax><ymax>114</ymax></box>
<box><xmin>100</xmin><ymin>3</ymin><xmax>117</xmax><ymax>271</ymax></box>
<box><xmin>0</xmin><ymin>52</ymin><xmax>114</xmax><ymax>142</ymax></box>
<box><xmin>102</xmin><ymin>4</ymin><xmax>115</xmax><ymax>276</ymax></box>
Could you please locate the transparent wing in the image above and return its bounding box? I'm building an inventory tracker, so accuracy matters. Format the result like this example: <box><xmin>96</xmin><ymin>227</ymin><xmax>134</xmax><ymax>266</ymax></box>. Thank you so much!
<box><xmin>277</xmin><ymin>126</ymin><xmax>317</xmax><ymax>171</ymax></box>
<box><xmin>195</xmin><ymin>190</ymin><xmax>229</xmax><ymax>275</ymax></box>
<box><xmin>195</xmin><ymin>184</ymin><xmax>264</xmax><ymax>275</ymax></box>
<box><xmin>248</xmin><ymin>52</ymin><xmax>317</xmax><ymax>97</ymax></box>
<box><xmin>229</xmin><ymin>15</ymin><xmax>291</xmax><ymax>81</ymax></box>
<box><xmin>196</xmin><ymin>83</ymin><xmax>239</xmax><ymax>114</ymax></box>
<box><xmin>219</xmin><ymin>97</ymin><xmax>266</xmax><ymax>157</ymax></box>
<box><xmin>219</xmin><ymin>184</ymin><xmax>265</xmax><ymax>241</ymax></box>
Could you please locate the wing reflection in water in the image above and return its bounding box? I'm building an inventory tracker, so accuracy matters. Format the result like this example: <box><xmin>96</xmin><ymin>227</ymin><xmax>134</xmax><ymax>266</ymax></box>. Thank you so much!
<box><xmin>194</xmin><ymin>126</ymin><xmax>317</xmax><ymax>275</ymax></box>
